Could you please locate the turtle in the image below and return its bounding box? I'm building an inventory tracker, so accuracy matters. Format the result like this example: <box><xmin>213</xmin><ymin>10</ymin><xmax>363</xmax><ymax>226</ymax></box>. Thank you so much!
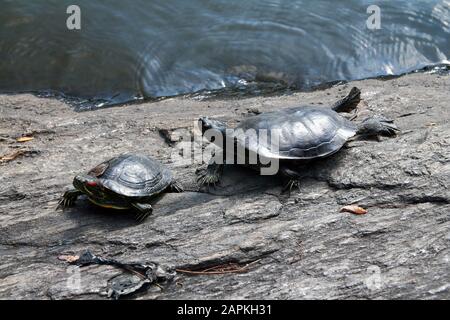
<box><xmin>197</xmin><ymin>87</ymin><xmax>399</xmax><ymax>191</ymax></box>
<box><xmin>58</xmin><ymin>153</ymin><xmax>183</xmax><ymax>221</ymax></box>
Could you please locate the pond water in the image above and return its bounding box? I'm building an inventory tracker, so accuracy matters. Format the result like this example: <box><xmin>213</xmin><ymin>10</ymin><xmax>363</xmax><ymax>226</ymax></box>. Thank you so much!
<box><xmin>0</xmin><ymin>0</ymin><xmax>449</xmax><ymax>107</ymax></box>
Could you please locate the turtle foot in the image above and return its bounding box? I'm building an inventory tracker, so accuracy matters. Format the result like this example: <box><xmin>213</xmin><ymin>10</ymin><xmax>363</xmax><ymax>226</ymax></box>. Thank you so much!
<box><xmin>280</xmin><ymin>167</ymin><xmax>302</xmax><ymax>195</ymax></box>
<box><xmin>196</xmin><ymin>163</ymin><xmax>223</xmax><ymax>188</ymax></box>
<box><xmin>57</xmin><ymin>190</ymin><xmax>81</xmax><ymax>211</ymax></box>
<box><xmin>357</xmin><ymin>116</ymin><xmax>400</xmax><ymax>137</ymax></box>
<box><xmin>132</xmin><ymin>203</ymin><xmax>153</xmax><ymax>223</ymax></box>
<box><xmin>282</xmin><ymin>179</ymin><xmax>301</xmax><ymax>195</ymax></box>
<box><xmin>196</xmin><ymin>168</ymin><xmax>221</xmax><ymax>187</ymax></box>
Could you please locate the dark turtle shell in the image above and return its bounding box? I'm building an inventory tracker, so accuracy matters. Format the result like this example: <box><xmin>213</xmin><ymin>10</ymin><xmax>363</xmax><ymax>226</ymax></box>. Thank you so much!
<box><xmin>88</xmin><ymin>154</ymin><xmax>173</xmax><ymax>198</ymax></box>
<box><xmin>232</xmin><ymin>106</ymin><xmax>357</xmax><ymax>160</ymax></box>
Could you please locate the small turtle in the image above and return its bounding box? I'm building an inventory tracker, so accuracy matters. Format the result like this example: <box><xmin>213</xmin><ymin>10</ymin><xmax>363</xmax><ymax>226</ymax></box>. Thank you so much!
<box><xmin>58</xmin><ymin>154</ymin><xmax>183</xmax><ymax>221</ymax></box>
<box><xmin>197</xmin><ymin>87</ymin><xmax>399</xmax><ymax>191</ymax></box>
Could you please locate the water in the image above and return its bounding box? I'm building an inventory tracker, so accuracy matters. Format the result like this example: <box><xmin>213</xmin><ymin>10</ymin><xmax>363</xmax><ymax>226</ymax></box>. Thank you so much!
<box><xmin>0</xmin><ymin>0</ymin><xmax>449</xmax><ymax>108</ymax></box>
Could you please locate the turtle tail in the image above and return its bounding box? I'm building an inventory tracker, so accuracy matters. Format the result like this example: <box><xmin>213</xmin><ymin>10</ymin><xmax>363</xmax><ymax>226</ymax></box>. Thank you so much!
<box><xmin>331</xmin><ymin>87</ymin><xmax>361</xmax><ymax>113</ymax></box>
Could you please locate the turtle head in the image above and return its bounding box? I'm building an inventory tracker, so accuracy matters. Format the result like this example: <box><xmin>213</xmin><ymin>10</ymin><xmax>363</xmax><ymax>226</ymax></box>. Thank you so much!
<box><xmin>73</xmin><ymin>174</ymin><xmax>105</xmax><ymax>198</ymax></box>
<box><xmin>198</xmin><ymin>117</ymin><xmax>228</xmax><ymax>142</ymax></box>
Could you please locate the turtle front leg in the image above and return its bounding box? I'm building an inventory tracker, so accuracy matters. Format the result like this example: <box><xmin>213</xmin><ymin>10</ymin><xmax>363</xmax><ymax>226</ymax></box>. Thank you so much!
<box><xmin>131</xmin><ymin>203</ymin><xmax>153</xmax><ymax>223</ymax></box>
<box><xmin>280</xmin><ymin>167</ymin><xmax>302</xmax><ymax>195</ymax></box>
<box><xmin>196</xmin><ymin>151</ymin><xmax>225</xmax><ymax>187</ymax></box>
<box><xmin>356</xmin><ymin>116</ymin><xmax>399</xmax><ymax>138</ymax></box>
<box><xmin>57</xmin><ymin>189</ymin><xmax>83</xmax><ymax>210</ymax></box>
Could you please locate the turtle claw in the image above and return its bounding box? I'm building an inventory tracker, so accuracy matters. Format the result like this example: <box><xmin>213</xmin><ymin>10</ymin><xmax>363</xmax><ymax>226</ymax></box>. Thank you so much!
<box><xmin>170</xmin><ymin>181</ymin><xmax>184</xmax><ymax>193</ymax></box>
<box><xmin>135</xmin><ymin>212</ymin><xmax>148</xmax><ymax>223</ymax></box>
<box><xmin>282</xmin><ymin>179</ymin><xmax>301</xmax><ymax>196</ymax></box>
<box><xmin>134</xmin><ymin>211</ymin><xmax>149</xmax><ymax>223</ymax></box>
<box><xmin>358</xmin><ymin>116</ymin><xmax>400</xmax><ymax>138</ymax></box>
<box><xmin>56</xmin><ymin>190</ymin><xmax>81</xmax><ymax>211</ymax></box>
<box><xmin>132</xmin><ymin>203</ymin><xmax>153</xmax><ymax>223</ymax></box>
<box><xmin>382</xmin><ymin>124</ymin><xmax>400</xmax><ymax>136</ymax></box>
<box><xmin>196</xmin><ymin>168</ymin><xmax>221</xmax><ymax>188</ymax></box>
<box><xmin>376</xmin><ymin>117</ymin><xmax>399</xmax><ymax>136</ymax></box>
<box><xmin>56</xmin><ymin>199</ymin><xmax>64</xmax><ymax>211</ymax></box>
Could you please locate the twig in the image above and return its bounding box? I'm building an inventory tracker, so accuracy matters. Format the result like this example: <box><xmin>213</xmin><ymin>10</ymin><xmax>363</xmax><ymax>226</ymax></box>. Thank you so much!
<box><xmin>0</xmin><ymin>150</ymin><xmax>25</xmax><ymax>163</ymax></box>
<box><xmin>176</xmin><ymin>259</ymin><xmax>261</xmax><ymax>275</ymax></box>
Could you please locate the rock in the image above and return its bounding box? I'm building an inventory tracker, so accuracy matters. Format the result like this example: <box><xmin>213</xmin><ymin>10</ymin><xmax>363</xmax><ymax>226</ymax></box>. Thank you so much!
<box><xmin>0</xmin><ymin>73</ymin><xmax>449</xmax><ymax>299</ymax></box>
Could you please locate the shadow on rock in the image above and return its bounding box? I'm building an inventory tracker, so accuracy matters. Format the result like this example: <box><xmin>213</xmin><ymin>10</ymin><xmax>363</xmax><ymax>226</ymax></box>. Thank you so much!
<box><xmin>197</xmin><ymin>165</ymin><xmax>282</xmax><ymax>196</ymax></box>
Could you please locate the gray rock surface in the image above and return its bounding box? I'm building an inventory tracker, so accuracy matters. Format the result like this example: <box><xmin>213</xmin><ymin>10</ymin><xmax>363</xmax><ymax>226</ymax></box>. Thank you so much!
<box><xmin>0</xmin><ymin>73</ymin><xmax>449</xmax><ymax>299</ymax></box>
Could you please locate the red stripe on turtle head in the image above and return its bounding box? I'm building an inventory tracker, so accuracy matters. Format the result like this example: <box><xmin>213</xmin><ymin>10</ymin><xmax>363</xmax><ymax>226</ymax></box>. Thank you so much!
<box><xmin>87</xmin><ymin>181</ymin><xmax>98</xmax><ymax>187</ymax></box>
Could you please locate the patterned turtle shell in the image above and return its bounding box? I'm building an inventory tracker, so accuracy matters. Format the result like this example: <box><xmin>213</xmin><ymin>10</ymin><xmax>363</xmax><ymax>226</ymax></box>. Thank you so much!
<box><xmin>88</xmin><ymin>154</ymin><xmax>173</xmax><ymax>198</ymax></box>
<box><xmin>232</xmin><ymin>106</ymin><xmax>358</xmax><ymax>160</ymax></box>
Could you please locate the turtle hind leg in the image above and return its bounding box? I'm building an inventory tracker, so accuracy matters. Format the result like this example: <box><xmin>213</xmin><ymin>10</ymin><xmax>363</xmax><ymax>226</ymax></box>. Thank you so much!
<box><xmin>332</xmin><ymin>87</ymin><xmax>361</xmax><ymax>113</ymax></box>
<box><xmin>168</xmin><ymin>180</ymin><xmax>184</xmax><ymax>193</ymax></box>
<box><xmin>280</xmin><ymin>167</ymin><xmax>302</xmax><ymax>195</ymax></box>
<box><xmin>131</xmin><ymin>203</ymin><xmax>153</xmax><ymax>223</ymax></box>
<box><xmin>357</xmin><ymin>116</ymin><xmax>400</xmax><ymax>138</ymax></box>
<box><xmin>196</xmin><ymin>162</ymin><xmax>224</xmax><ymax>187</ymax></box>
<box><xmin>57</xmin><ymin>189</ymin><xmax>82</xmax><ymax>211</ymax></box>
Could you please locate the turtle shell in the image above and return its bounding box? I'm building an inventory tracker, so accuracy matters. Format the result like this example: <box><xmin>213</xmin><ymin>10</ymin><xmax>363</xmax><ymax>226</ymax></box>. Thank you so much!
<box><xmin>232</xmin><ymin>106</ymin><xmax>357</xmax><ymax>160</ymax></box>
<box><xmin>88</xmin><ymin>154</ymin><xmax>173</xmax><ymax>198</ymax></box>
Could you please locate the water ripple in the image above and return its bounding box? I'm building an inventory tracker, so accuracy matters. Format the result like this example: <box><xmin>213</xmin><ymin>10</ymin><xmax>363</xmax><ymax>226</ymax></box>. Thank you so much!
<box><xmin>0</xmin><ymin>0</ymin><xmax>449</xmax><ymax>107</ymax></box>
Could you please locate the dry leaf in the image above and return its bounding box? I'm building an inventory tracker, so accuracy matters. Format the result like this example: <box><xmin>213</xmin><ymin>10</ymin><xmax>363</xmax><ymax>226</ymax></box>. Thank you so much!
<box><xmin>0</xmin><ymin>150</ymin><xmax>25</xmax><ymax>163</ymax></box>
<box><xmin>340</xmin><ymin>205</ymin><xmax>367</xmax><ymax>215</ymax></box>
<box><xmin>58</xmin><ymin>255</ymin><xmax>80</xmax><ymax>263</ymax></box>
<box><xmin>16</xmin><ymin>136</ymin><xmax>34</xmax><ymax>143</ymax></box>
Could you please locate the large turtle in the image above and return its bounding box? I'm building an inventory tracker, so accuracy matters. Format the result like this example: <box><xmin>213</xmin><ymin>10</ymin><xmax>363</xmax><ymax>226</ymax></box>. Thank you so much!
<box><xmin>58</xmin><ymin>154</ymin><xmax>183</xmax><ymax>221</ymax></box>
<box><xmin>197</xmin><ymin>87</ymin><xmax>399</xmax><ymax>191</ymax></box>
